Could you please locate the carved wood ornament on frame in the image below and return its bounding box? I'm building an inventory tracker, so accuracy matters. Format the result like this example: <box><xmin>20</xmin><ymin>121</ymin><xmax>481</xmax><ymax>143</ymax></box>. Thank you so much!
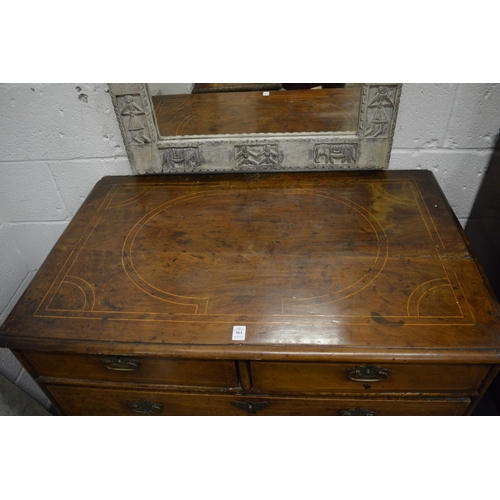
<box><xmin>108</xmin><ymin>84</ymin><xmax>402</xmax><ymax>174</ymax></box>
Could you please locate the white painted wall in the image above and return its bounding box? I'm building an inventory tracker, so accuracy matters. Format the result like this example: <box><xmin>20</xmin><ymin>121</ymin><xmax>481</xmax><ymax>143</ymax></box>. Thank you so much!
<box><xmin>390</xmin><ymin>83</ymin><xmax>500</xmax><ymax>227</ymax></box>
<box><xmin>1</xmin><ymin>83</ymin><xmax>499</xmax><ymax>410</ymax></box>
<box><xmin>0</xmin><ymin>83</ymin><xmax>130</xmax><ymax>409</ymax></box>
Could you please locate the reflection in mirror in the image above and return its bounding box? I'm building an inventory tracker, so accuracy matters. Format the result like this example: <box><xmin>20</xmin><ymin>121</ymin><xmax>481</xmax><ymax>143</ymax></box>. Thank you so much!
<box><xmin>107</xmin><ymin>83</ymin><xmax>402</xmax><ymax>174</ymax></box>
<box><xmin>149</xmin><ymin>83</ymin><xmax>362</xmax><ymax>137</ymax></box>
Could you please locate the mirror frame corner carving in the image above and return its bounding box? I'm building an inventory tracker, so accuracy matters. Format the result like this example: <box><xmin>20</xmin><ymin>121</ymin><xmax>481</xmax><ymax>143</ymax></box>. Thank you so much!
<box><xmin>108</xmin><ymin>83</ymin><xmax>402</xmax><ymax>175</ymax></box>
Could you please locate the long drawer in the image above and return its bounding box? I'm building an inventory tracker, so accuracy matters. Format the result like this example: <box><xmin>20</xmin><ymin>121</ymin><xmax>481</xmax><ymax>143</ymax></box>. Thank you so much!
<box><xmin>24</xmin><ymin>351</ymin><xmax>239</xmax><ymax>389</ymax></box>
<box><xmin>249</xmin><ymin>361</ymin><xmax>490</xmax><ymax>395</ymax></box>
<box><xmin>46</xmin><ymin>384</ymin><xmax>470</xmax><ymax>416</ymax></box>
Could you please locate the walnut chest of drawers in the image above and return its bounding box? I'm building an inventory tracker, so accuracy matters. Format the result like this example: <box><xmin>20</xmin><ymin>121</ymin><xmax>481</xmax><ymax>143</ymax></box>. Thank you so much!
<box><xmin>2</xmin><ymin>170</ymin><xmax>500</xmax><ymax>416</ymax></box>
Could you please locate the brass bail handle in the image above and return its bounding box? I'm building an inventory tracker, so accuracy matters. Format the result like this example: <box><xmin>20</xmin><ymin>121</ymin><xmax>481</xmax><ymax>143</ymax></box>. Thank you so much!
<box><xmin>347</xmin><ymin>364</ymin><xmax>392</xmax><ymax>382</ymax></box>
<box><xmin>103</xmin><ymin>356</ymin><xmax>140</xmax><ymax>372</ymax></box>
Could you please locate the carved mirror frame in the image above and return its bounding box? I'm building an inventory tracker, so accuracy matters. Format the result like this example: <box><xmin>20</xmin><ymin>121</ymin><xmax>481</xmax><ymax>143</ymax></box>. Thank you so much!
<box><xmin>108</xmin><ymin>83</ymin><xmax>402</xmax><ymax>174</ymax></box>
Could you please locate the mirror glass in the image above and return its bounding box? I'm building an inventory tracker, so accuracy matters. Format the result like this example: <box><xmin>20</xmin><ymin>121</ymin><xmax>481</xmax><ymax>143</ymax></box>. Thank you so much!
<box><xmin>148</xmin><ymin>83</ymin><xmax>362</xmax><ymax>137</ymax></box>
<box><xmin>108</xmin><ymin>83</ymin><xmax>402</xmax><ymax>174</ymax></box>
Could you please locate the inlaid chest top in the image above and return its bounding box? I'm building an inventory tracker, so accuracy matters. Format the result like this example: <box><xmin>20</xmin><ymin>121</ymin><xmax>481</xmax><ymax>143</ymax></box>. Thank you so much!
<box><xmin>2</xmin><ymin>170</ymin><xmax>500</xmax><ymax>361</ymax></box>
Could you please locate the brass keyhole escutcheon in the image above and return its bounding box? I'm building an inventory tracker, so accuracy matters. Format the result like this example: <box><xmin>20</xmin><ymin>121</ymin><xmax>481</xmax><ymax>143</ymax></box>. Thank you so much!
<box><xmin>231</xmin><ymin>401</ymin><xmax>270</xmax><ymax>415</ymax></box>
<box><xmin>127</xmin><ymin>399</ymin><xmax>163</xmax><ymax>414</ymax></box>
<box><xmin>339</xmin><ymin>407</ymin><xmax>377</xmax><ymax>416</ymax></box>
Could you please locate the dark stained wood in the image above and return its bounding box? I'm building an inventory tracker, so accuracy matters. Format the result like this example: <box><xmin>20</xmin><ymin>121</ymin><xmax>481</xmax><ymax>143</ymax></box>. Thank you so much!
<box><xmin>1</xmin><ymin>170</ymin><xmax>500</xmax><ymax>415</ymax></box>
<box><xmin>23</xmin><ymin>351</ymin><xmax>239</xmax><ymax>388</ymax></box>
<box><xmin>250</xmin><ymin>362</ymin><xmax>489</xmax><ymax>395</ymax></box>
<box><xmin>1</xmin><ymin>170</ymin><xmax>498</xmax><ymax>353</ymax></box>
<box><xmin>46</xmin><ymin>385</ymin><xmax>470</xmax><ymax>416</ymax></box>
<box><xmin>152</xmin><ymin>87</ymin><xmax>361</xmax><ymax>136</ymax></box>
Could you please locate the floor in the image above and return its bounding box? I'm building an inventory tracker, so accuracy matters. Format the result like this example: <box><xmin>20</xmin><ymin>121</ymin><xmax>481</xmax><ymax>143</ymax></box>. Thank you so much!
<box><xmin>0</xmin><ymin>373</ymin><xmax>50</xmax><ymax>416</ymax></box>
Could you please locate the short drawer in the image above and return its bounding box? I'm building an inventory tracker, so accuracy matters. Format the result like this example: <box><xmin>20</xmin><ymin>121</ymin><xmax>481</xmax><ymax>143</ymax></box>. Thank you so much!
<box><xmin>46</xmin><ymin>384</ymin><xmax>470</xmax><ymax>416</ymax></box>
<box><xmin>250</xmin><ymin>361</ymin><xmax>490</xmax><ymax>395</ymax></box>
<box><xmin>23</xmin><ymin>351</ymin><xmax>239</xmax><ymax>389</ymax></box>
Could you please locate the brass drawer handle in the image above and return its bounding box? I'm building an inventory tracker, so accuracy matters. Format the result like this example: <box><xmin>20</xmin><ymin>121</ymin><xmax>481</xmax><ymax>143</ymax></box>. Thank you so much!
<box><xmin>231</xmin><ymin>401</ymin><xmax>270</xmax><ymax>415</ymax></box>
<box><xmin>103</xmin><ymin>356</ymin><xmax>140</xmax><ymax>372</ymax></box>
<box><xmin>347</xmin><ymin>364</ymin><xmax>391</xmax><ymax>382</ymax></box>
<box><xmin>340</xmin><ymin>407</ymin><xmax>377</xmax><ymax>416</ymax></box>
<box><xmin>128</xmin><ymin>399</ymin><xmax>163</xmax><ymax>414</ymax></box>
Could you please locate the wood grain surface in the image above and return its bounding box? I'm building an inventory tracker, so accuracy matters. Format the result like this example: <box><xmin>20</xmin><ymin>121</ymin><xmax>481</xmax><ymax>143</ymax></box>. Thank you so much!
<box><xmin>1</xmin><ymin>170</ymin><xmax>499</xmax><ymax>360</ymax></box>
<box><xmin>152</xmin><ymin>87</ymin><xmax>361</xmax><ymax>136</ymax></box>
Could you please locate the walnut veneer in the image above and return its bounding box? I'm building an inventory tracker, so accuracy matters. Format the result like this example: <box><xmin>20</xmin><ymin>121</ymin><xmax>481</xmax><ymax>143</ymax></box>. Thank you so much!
<box><xmin>1</xmin><ymin>170</ymin><xmax>499</xmax><ymax>415</ymax></box>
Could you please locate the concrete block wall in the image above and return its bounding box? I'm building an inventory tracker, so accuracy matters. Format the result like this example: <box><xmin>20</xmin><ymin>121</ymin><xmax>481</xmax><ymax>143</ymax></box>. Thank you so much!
<box><xmin>389</xmin><ymin>83</ymin><xmax>500</xmax><ymax>227</ymax></box>
<box><xmin>0</xmin><ymin>83</ymin><xmax>130</xmax><ymax>409</ymax></box>
<box><xmin>1</xmin><ymin>82</ymin><xmax>499</xmax><ymax>410</ymax></box>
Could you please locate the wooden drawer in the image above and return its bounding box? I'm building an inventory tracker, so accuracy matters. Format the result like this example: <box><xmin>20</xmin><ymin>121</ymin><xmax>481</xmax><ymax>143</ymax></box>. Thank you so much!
<box><xmin>250</xmin><ymin>361</ymin><xmax>490</xmax><ymax>395</ymax></box>
<box><xmin>24</xmin><ymin>351</ymin><xmax>239</xmax><ymax>389</ymax></box>
<box><xmin>46</xmin><ymin>384</ymin><xmax>470</xmax><ymax>416</ymax></box>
